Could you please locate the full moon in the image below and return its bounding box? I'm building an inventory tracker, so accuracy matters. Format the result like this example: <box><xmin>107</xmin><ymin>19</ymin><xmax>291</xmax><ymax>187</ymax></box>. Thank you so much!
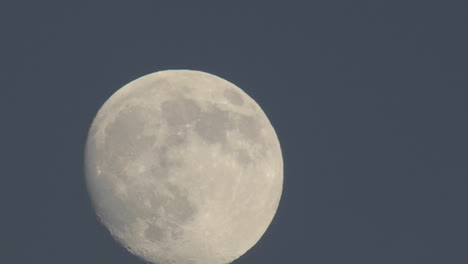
<box><xmin>84</xmin><ymin>70</ymin><xmax>283</xmax><ymax>264</ymax></box>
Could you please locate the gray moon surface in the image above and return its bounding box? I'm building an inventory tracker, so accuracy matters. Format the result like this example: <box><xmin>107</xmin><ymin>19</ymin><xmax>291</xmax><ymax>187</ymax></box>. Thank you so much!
<box><xmin>84</xmin><ymin>70</ymin><xmax>283</xmax><ymax>264</ymax></box>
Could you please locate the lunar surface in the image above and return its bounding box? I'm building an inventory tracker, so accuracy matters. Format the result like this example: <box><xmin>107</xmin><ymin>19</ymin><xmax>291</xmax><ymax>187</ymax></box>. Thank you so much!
<box><xmin>84</xmin><ymin>70</ymin><xmax>283</xmax><ymax>264</ymax></box>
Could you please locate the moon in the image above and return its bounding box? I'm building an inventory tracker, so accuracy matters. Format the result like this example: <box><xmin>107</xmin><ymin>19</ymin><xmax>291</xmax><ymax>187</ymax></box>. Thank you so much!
<box><xmin>84</xmin><ymin>70</ymin><xmax>283</xmax><ymax>264</ymax></box>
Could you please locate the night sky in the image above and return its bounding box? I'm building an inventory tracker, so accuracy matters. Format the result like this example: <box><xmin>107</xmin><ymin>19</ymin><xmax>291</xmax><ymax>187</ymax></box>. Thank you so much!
<box><xmin>2</xmin><ymin>1</ymin><xmax>468</xmax><ymax>263</ymax></box>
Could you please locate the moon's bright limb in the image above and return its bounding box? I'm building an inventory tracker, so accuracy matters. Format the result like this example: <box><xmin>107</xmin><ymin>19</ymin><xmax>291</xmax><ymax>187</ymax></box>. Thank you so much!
<box><xmin>84</xmin><ymin>70</ymin><xmax>283</xmax><ymax>264</ymax></box>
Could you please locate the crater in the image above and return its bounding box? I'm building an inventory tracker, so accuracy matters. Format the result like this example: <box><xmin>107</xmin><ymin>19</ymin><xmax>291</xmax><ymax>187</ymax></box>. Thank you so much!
<box><xmin>95</xmin><ymin>171</ymin><xmax>197</xmax><ymax>243</ymax></box>
<box><xmin>94</xmin><ymin>180</ymin><xmax>158</xmax><ymax>233</ymax></box>
<box><xmin>144</xmin><ymin>182</ymin><xmax>197</xmax><ymax>242</ymax></box>
<box><xmin>223</xmin><ymin>89</ymin><xmax>244</xmax><ymax>105</ymax></box>
<box><xmin>164</xmin><ymin>183</ymin><xmax>197</xmax><ymax>221</ymax></box>
<box><xmin>144</xmin><ymin>220</ymin><xmax>187</xmax><ymax>243</ymax></box>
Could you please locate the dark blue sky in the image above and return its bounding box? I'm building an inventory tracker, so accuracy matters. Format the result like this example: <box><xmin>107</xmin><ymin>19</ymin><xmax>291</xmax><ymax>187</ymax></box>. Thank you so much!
<box><xmin>2</xmin><ymin>1</ymin><xmax>468</xmax><ymax>263</ymax></box>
